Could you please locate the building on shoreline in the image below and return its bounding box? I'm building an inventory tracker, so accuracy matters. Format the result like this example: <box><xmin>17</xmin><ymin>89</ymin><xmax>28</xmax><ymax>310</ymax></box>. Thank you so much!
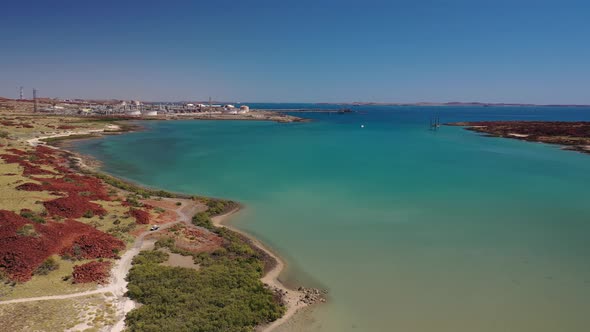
<box><xmin>126</xmin><ymin>110</ymin><xmax>141</xmax><ymax>116</ymax></box>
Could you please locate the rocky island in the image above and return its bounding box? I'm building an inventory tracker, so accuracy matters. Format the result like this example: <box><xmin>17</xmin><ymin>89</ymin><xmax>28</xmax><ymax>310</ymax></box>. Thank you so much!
<box><xmin>448</xmin><ymin>121</ymin><xmax>590</xmax><ymax>155</ymax></box>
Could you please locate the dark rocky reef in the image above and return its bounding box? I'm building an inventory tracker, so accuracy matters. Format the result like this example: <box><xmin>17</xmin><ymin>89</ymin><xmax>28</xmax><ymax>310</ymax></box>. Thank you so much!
<box><xmin>448</xmin><ymin>121</ymin><xmax>590</xmax><ymax>155</ymax></box>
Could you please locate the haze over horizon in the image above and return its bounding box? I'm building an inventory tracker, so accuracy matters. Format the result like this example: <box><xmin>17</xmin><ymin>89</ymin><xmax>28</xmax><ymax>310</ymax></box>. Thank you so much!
<box><xmin>1</xmin><ymin>0</ymin><xmax>589</xmax><ymax>104</ymax></box>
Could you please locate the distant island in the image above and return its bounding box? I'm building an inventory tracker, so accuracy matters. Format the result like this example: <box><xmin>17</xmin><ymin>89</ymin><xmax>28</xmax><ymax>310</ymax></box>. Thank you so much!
<box><xmin>317</xmin><ymin>101</ymin><xmax>590</xmax><ymax>107</ymax></box>
<box><xmin>4</xmin><ymin>97</ymin><xmax>590</xmax><ymax>109</ymax></box>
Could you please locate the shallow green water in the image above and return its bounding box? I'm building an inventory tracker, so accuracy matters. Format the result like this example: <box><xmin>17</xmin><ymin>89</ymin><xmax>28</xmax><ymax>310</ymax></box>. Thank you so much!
<box><xmin>73</xmin><ymin>106</ymin><xmax>590</xmax><ymax>331</ymax></box>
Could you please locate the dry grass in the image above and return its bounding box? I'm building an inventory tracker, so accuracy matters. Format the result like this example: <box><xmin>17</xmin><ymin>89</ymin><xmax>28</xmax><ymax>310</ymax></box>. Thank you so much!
<box><xmin>83</xmin><ymin>200</ymin><xmax>139</xmax><ymax>244</ymax></box>
<box><xmin>0</xmin><ymin>113</ymin><xmax>106</xmax><ymax>141</ymax></box>
<box><xmin>0</xmin><ymin>294</ymin><xmax>117</xmax><ymax>331</ymax></box>
<box><xmin>0</xmin><ymin>110</ymin><xmax>186</xmax><ymax>330</ymax></box>
<box><xmin>0</xmin><ymin>114</ymin><xmax>119</xmax><ymax>299</ymax></box>
<box><xmin>0</xmin><ymin>157</ymin><xmax>60</xmax><ymax>213</ymax></box>
<box><xmin>0</xmin><ymin>256</ymin><xmax>97</xmax><ymax>300</ymax></box>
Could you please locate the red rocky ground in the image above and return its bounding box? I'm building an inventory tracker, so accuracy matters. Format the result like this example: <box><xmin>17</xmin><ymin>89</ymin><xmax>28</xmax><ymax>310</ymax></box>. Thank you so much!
<box><xmin>60</xmin><ymin>229</ymin><xmax>124</xmax><ymax>260</ymax></box>
<box><xmin>0</xmin><ymin>210</ymin><xmax>124</xmax><ymax>281</ymax></box>
<box><xmin>449</xmin><ymin>121</ymin><xmax>590</xmax><ymax>154</ymax></box>
<box><xmin>18</xmin><ymin>173</ymin><xmax>112</xmax><ymax>200</ymax></box>
<box><xmin>150</xmin><ymin>224</ymin><xmax>223</xmax><ymax>254</ymax></box>
<box><xmin>3</xmin><ymin>146</ymin><xmax>112</xmax><ymax>219</ymax></box>
<box><xmin>72</xmin><ymin>261</ymin><xmax>111</xmax><ymax>284</ymax></box>
<box><xmin>57</xmin><ymin>125</ymin><xmax>78</xmax><ymax>130</ymax></box>
<box><xmin>129</xmin><ymin>208</ymin><xmax>150</xmax><ymax>224</ymax></box>
<box><xmin>0</xmin><ymin>146</ymin><xmax>128</xmax><ymax>281</ymax></box>
<box><xmin>44</xmin><ymin>195</ymin><xmax>107</xmax><ymax>219</ymax></box>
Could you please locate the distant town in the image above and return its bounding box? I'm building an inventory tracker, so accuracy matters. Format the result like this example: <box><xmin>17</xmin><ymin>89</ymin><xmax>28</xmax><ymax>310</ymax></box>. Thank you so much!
<box><xmin>2</xmin><ymin>94</ymin><xmax>251</xmax><ymax>116</ymax></box>
<box><xmin>0</xmin><ymin>91</ymin><xmax>304</xmax><ymax>123</ymax></box>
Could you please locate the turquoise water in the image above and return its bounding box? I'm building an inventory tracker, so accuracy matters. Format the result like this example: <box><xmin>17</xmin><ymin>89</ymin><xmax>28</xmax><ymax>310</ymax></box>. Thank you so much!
<box><xmin>73</xmin><ymin>106</ymin><xmax>590</xmax><ymax>331</ymax></box>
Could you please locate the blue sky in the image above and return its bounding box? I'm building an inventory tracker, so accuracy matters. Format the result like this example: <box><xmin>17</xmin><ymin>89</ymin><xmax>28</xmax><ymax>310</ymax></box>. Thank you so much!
<box><xmin>1</xmin><ymin>0</ymin><xmax>589</xmax><ymax>103</ymax></box>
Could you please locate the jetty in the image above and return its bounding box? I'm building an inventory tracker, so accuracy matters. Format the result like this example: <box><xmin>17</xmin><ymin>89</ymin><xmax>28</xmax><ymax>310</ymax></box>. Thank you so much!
<box><xmin>430</xmin><ymin>115</ymin><xmax>441</xmax><ymax>131</ymax></box>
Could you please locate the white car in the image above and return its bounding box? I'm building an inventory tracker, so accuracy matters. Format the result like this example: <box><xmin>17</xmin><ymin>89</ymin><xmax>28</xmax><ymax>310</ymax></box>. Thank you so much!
<box><xmin>149</xmin><ymin>225</ymin><xmax>160</xmax><ymax>231</ymax></box>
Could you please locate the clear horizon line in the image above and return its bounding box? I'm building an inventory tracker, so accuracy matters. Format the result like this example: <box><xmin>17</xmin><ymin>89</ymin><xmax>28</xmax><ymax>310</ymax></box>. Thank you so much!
<box><xmin>3</xmin><ymin>96</ymin><xmax>590</xmax><ymax>107</ymax></box>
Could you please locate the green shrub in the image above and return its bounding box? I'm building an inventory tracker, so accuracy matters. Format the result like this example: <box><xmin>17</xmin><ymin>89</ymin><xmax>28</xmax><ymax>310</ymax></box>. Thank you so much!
<box><xmin>20</xmin><ymin>210</ymin><xmax>46</xmax><ymax>223</ymax></box>
<box><xmin>34</xmin><ymin>258</ymin><xmax>60</xmax><ymax>275</ymax></box>
<box><xmin>84</xmin><ymin>171</ymin><xmax>176</xmax><ymax>198</ymax></box>
<box><xmin>204</xmin><ymin>199</ymin><xmax>236</xmax><ymax>216</ymax></box>
<box><xmin>131</xmin><ymin>250</ymin><xmax>169</xmax><ymax>266</ymax></box>
<box><xmin>125</xmin><ymin>219</ymin><xmax>284</xmax><ymax>332</ymax></box>
<box><xmin>206</xmin><ymin>200</ymin><xmax>225</xmax><ymax>216</ymax></box>
<box><xmin>154</xmin><ymin>237</ymin><xmax>175</xmax><ymax>250</ymax></box>
<box><xmin>16</xmin><ymin>224</ymin><xmax>38</xmax><ymax>237</ymax></box>
<box><xmin>126</xmin><ymin>195</ymin><xmax>143</xmax><ymax>207</ymax></box>
<box><xmin>125</xmin><ymin>248</ymin><xmax>284</xmax><ymax>332</ymax></box>
<box><xmin>192</xmin><ymin>212</ymin><xmax>213</xmax><ymax>230</ymax></box>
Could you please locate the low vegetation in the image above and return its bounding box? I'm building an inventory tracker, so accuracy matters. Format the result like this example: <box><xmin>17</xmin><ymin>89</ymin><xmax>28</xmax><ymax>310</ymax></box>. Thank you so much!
<box><xmin>33</xmin><ymin>257</ymin><xmax>60</xmax><ymax>276</ymax></box>
<box><xmin>20</xmin><ymin>209</ymin><xmax>46</xmax><ymax>223</ymax></box>
<box><xmin>191</xmin><ymin>199</ymin><xmax>236</xmax><ymax>231</ymax></box>
<box><xmin>192</xmin><ymin>211</ymin><xmax>214</xmax><ymax>229</ymax></box>
<box><xmin>0</xmin><ymin>294</ymin><xmax>117</xmax><ymax>331</ymax></box>
<box><xmin>204</xmin><ymin>198</ymin><xmax>237</xmax><ymax>216</ymax></box>
<box><xmin>0</xmin><ymin>110</ymin><xmax>283</xmax><ymax>331</ymax></box>
<box><xmin>41</xmin><ymin>134</ymin><xmax>98</xmax><ymax>143</ymax></box>
<box><xmin>84</xmin><ymin>170</ymin><xmax>178</xmax><ymax>198</ymax></box>
<box><xmin>16</xmin><ymin>224</ymin><xmax>38</xmax><ymax>237</ymax></box>
<box><xmin>125</xmin><ymin>207</ymin><xmax>283</xmax><ymax>332</ymax></box>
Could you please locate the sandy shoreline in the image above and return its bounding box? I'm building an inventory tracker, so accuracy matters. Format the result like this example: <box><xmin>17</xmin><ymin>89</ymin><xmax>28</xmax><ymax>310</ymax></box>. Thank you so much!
<box><xmin>211</xmin><ymin>208</ymin><xmax>313</xmax><ymax>332</ymax></box>
<box><xmin>29</xmin><ymin>125</ymin><xmax>317</xmax><ymax>331</ymax></box>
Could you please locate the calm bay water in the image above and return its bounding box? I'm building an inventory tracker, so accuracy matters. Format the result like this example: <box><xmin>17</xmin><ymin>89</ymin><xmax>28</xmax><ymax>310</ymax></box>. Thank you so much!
<box><xmin>73</xmin><ymin>105</ymin><xmax>590</xmax><ymax>331</ymax></box>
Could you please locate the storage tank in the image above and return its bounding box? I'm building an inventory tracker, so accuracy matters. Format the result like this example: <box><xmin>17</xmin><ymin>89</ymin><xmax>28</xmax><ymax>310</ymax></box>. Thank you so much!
<box><xmin>238</xmin><ymin>105</ymin><xmax>250</xmax><ymax>114</ymax></box>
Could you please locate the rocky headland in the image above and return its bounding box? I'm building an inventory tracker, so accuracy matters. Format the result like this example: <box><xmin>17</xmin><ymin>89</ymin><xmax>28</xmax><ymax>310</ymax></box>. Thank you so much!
<box><xmin>448</xmin><ymin>121</ymin><xmax>590</xmax><ymax>155</ymax></box>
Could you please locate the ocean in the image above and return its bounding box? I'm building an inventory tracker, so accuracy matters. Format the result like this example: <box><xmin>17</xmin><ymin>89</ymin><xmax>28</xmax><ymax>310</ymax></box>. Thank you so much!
<box><xmin>72</xmin><ymin>105</ymin><xmax>590</xmax><ymax>331</ymax></box>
